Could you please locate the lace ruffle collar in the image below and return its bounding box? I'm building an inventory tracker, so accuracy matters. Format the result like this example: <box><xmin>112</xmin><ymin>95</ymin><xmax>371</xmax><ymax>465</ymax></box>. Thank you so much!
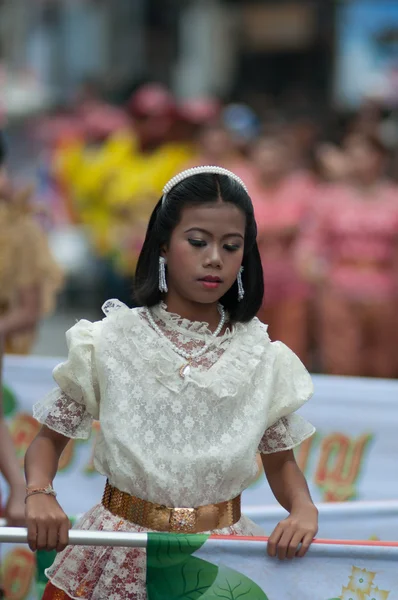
<box><xmin>150</xmin><ymin>302</ymin><xmax>234</xmax><ymax>338</ymax></box>
<box><xmin>102</xmin><ymin>298</ymin><xmax>233</xmax><ymax>338</ymax></box>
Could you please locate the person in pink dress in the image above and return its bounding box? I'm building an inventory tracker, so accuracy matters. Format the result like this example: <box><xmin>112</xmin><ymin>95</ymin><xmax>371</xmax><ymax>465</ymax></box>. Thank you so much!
<box><xmin>249</xmin><ymin>135</ymin><xmax>316</xmax><ymax>366</ymax></box>
<box><xmin>300</xmin><ymin>133</ymin><xmax>398</xmax><ymax>377</ymax></box>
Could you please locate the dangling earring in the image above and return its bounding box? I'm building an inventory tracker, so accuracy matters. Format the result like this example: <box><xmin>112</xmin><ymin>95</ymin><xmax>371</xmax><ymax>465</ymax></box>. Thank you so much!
<box><xmin>237</xmin><ymin>266</ymin><xmax>244</xmax><ymax>302</ymax></box>
<box><xmin>159</xmin><ymin>257</ymin><xmax>168</xmax><ymax>293</ymax></box>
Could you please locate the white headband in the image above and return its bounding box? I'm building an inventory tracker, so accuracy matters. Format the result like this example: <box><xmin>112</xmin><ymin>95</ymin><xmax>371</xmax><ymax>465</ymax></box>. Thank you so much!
<box><xmin>162</xmin><ymin>165</ymin><xmax>248</xmax><ymax>204</ymax></box>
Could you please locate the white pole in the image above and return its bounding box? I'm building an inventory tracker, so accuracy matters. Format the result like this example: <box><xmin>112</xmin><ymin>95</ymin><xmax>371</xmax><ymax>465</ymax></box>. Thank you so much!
<box><xmin>0</xmin><ymin>527</ymin><xmax>397</xmax><ymax>561</ymax></box>
<box><xmin>0</xmin><ymin>528</ymin><xmax>148</xmax><ymax>548</ymax></box>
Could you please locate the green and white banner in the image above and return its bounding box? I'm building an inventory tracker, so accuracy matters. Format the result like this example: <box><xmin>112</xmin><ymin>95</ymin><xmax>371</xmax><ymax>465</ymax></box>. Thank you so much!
<box><xmin>2</xmin><ymin>533</ymin><xmax>398</xmax><ymax>600</ymax></box>
<box><xmin>145</xmin><ymin>535</ymin><xmax>398</xmax><ymax>600</ymax></box>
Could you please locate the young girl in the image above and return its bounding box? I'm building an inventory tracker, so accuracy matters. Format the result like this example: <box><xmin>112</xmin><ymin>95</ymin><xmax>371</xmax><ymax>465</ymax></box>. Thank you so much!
<box><xmin>25</xmin><ymin>166</ymin><xmax>318</xmax><ymax>600</ymax></box>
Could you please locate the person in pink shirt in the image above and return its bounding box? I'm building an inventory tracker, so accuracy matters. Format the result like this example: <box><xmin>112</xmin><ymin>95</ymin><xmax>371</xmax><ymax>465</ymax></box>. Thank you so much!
<box><xmin>301</xmin><ymin>133</ymin><xmax>398</xmax><ymax>378</ymax></box>
<box><xmin>249</xmin><ymin>135</ymin><xmax>316</xmax><ymax>365</ymax></box>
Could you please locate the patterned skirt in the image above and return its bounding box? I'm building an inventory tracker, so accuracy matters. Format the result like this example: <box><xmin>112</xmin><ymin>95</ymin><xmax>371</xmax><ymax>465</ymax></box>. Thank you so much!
<box><xmin>43</xmin><ymin>503</ymin><xmax>265</xmax><ymax>600</ymax></box>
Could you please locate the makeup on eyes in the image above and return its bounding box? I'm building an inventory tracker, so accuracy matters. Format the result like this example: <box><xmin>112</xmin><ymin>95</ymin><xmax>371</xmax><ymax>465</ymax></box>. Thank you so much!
<box><xmin>188</xmin><ymin>238</ymin><xmax>242</xmax><ymax>252</ymax></box>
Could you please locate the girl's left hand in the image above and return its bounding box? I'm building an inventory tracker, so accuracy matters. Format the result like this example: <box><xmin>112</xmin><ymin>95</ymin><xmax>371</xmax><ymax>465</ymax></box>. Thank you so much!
<box><xmin>267</xmin><ymin>504</ymin><xmax>318</xmax><ymax>560</ymax></box>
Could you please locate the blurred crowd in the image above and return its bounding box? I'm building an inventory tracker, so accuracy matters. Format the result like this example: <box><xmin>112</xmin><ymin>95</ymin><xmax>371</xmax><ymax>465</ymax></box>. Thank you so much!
<box><xmin>4</xmin><ymin>81</ymin><xmax>398</xmax><ymax>378</ymax></box>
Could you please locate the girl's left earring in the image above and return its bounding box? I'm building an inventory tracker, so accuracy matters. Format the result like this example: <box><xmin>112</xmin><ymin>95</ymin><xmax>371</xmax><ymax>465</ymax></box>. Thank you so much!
<box><xmin>237</xmin><ymin>266</ymin><xmax>244</xmax><ymax>301</ymax></box>
<box><xmin>159</xmin><ymin>257</ymin><xmax>168</xmax><ymax>293</ymax></box>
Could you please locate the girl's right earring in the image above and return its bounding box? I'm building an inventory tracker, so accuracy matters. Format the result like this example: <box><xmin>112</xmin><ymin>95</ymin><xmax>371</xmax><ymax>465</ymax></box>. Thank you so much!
<box><xmin>159</xmin><ymin>257</ymin><xmax>168</xmax><ymax>293</ymax></box>
<box><xmin>237</xmin><ymin>266</ymin><xmax>244</xmax><ymax>302</ymax></box>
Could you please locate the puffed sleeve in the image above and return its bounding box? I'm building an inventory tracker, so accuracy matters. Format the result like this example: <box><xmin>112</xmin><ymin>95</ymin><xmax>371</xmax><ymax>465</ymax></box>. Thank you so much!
<box><xmin>258</xmin><ymin>341</ymin><xmax>315</xmax><ymax>454</ymax></box>
<box><xmin>33</xmin><ymin>319</ymin><xmax>101</xmax><ymax>439</ymax></box>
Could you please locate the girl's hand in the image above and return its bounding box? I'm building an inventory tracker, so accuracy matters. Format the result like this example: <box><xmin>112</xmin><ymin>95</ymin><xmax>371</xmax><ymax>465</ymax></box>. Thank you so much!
<box><xmin>25</xmin><ymin>494</ymin><xmax>70</xmax><ymax>552</ymax></box>
<box><xmin>267</xmin><ymin>504</ymin><xmax>318</xmax><ymax>560</ymax></box>
<box><xmin>4</xmin><ymin>484</ymin><xmax>26</xmax><ymax>527</ymax></box>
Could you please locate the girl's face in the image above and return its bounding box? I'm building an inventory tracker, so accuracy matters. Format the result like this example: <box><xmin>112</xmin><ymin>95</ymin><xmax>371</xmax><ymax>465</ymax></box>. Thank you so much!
<box><xmin>163</xmin><ymin>202</ymin><xmax>245</xmax><ymax>306</ymax></box>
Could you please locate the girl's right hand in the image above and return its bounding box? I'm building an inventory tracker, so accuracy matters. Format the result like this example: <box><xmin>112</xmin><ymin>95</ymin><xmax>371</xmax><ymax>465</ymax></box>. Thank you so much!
<box><xmin>25</xmin><ymin>494</ymin><xmax>70</xmax><ymax>552</ymax></box>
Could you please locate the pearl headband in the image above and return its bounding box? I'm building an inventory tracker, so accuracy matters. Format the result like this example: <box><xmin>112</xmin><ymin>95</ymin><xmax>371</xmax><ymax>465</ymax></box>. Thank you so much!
<box><xmin>162</xmin><ymin>165</ymin><xmax>248</xmax><ymax>204</ymax></box>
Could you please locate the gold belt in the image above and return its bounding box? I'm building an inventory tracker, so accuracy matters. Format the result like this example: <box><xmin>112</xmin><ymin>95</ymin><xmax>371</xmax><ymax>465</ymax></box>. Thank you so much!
<box><xmin>102</xmin><ymin>481</ymin><xmax>241</xmax><ymax>533</ymax></box>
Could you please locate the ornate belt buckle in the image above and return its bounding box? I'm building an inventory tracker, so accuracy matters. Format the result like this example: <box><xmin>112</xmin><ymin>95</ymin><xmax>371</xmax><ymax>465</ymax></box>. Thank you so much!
<box><xmin>169</xmin><ymin>507</ymin><xmax>197</xmax><ymax>533</ymax></box>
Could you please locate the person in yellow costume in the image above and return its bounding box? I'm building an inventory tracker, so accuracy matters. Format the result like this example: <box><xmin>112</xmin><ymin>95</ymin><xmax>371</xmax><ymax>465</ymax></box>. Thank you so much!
<box><xmin>54</xmin><ymin>127</ymin><xmax>137</xmax><ymax>246</ymax></box>
<box><xmin>105</xmin><ymin>138</ymin><xmax>193</xmax><ymax>275</ymax></box>
<box><xmin>103</xmin><ymin>85</ymin><xmax>194</xmax><ymax>274</ymax></box>
<box><xmin>53</xmin><ymin>84</ymin><xmax>194</xmax><ymax>275</ymax></box>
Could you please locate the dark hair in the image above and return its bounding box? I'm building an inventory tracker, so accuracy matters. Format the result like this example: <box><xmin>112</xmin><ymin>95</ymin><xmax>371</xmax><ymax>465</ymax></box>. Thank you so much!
<box><xmin>134</xmin><ymin>173</ymin><xmax>264</xmax><ymax>322</ymax></box>
<box><xmin>0</xmin><ymin>132</ymin><xmax>6</xmax><ymax>167</ymax></box>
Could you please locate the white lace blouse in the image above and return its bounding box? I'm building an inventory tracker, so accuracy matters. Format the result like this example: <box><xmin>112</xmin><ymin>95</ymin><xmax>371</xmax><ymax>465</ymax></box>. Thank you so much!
<box><xmin>34</xmin><ymin>300</ymin><xmax>315</xmax><ymax>508</ymax></box>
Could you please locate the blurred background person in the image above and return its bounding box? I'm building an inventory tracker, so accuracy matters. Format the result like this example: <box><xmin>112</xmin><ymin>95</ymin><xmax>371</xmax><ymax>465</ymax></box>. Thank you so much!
<box><xmin>0</xmin><ymin>135</ymin><xmax>26</xmax><ymax>533</ymax></box>
<box><xmin>0</xmin><ymin>131</ymin><xmax>62</xmax><ymax>537</ymax></box>
<box><xmin>301</xmin><ymin>133</ymin><xmax>398</xmax><ymax>378</ymax></box>
<box><xmin>249</xmin><ymin>134</ymin><xmax>316</xmax><ymax>366</ymax></box>
<box><xmin>50</xmin><ymin>83</ymin><xmax>192</xmax><ymax>302</ymax></box>
<box><xmin>281</xmin><ymin>113</ymin><xmax>321</xmax><ymax>187</ymax></box>
<box><xmin>0</xmin><ymin>132</ymin><xmax>63</xmax><ymax>355</ymax></box>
